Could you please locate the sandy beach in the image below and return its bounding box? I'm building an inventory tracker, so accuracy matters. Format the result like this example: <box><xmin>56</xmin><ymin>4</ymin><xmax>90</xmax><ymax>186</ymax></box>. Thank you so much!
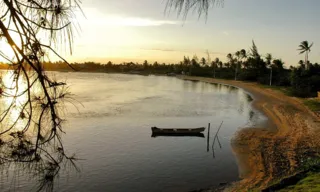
<box><xmin>179</xmin><ymin>75</ymin><xmax>320</xmax><ymax>191</ymax></box>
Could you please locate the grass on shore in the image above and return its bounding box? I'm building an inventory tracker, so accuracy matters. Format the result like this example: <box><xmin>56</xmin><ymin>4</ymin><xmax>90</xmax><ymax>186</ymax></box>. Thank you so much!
<box><xmin>278</xmin><ymin>172</ymin><xmax>320</xmax><ymax>192</ymax></box>
<box><xmin>258</xmin><ymin>84</ymin><xmax>291</xmax><ymax>95</ymax></box>
<box><xmin>259</xmin><ymin>84</ymin><xmax>320</xmax><ymax>113</ymax></box>
<box><xmin>303</xmin><ymin>99</ymin><xmax>320</xmax><ymax>112</ymax></box>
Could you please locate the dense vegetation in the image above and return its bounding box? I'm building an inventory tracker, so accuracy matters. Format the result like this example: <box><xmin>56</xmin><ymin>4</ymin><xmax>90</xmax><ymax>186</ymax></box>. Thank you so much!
<box><xmin>10</xmin><ymin>40</ymin><xmax>318</xmax><ymax>98</ymax></box>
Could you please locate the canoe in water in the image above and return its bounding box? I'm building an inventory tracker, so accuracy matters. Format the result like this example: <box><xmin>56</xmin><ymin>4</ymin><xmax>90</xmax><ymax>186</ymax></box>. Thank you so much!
<box><xmin>151</xmin><ymin>132</ymin><xmax>205</xmax><ymax>138</ymax></box>
<box><xmin>151</xmin><ymin>127</ymin><xmax>205</xmax><ymax>134</ymax></box>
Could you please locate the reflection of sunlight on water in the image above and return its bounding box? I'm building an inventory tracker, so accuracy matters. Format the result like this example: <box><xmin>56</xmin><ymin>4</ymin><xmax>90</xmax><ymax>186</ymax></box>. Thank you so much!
<box><xmin>0</xmin><ymin>71</ymin><xmax>29</xmax><ymax>132</ymax></box>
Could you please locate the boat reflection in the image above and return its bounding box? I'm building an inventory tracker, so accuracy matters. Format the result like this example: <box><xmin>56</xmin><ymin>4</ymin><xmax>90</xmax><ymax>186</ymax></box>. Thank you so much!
<box><xmin>207</xmin><ymin>122</ymin><xmax>224</xmax><ymax>158</ymax></box>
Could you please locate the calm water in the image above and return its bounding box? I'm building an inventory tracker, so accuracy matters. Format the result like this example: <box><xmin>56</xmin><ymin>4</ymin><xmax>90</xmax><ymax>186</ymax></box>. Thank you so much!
<box><xmin>0</xmin><ymin>73</ymin><xmax>266</xmax><ymax>192</ymax></box>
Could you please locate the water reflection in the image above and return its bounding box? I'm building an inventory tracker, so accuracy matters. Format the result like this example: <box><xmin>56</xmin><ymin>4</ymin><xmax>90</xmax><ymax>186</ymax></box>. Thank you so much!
<box><xmin>0</xmin><ymin>73</ymin><xmax>260</xmax><ymax>192</ymax></box>
<box><xmin>206</xmin><ymin>122</ymin><xmax>224</xmax><ymax>159</ymax></box>
<box><xmin>0</xmin><ymin>70</ymin><xmax>78</xmax><ymax>192</ymax></box>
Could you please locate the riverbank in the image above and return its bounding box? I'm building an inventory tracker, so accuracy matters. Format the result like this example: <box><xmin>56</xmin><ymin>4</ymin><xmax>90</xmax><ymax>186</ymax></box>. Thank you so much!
<box><xmin>178</xmin><ymin>75</ymin><xmax>320</xmax><ymax>191</ymax></box>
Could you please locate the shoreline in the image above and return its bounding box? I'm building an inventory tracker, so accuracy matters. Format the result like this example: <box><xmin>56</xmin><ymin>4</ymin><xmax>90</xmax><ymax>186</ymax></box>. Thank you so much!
<box><xmin>179</xmin><ymin>75</ymin><xmax>319</xmax><ymax>129</ymax></box>
<box><xmin>178</xmin><ymin>75</ymin><xmax>320</xmax><ymax>191</ymax></box>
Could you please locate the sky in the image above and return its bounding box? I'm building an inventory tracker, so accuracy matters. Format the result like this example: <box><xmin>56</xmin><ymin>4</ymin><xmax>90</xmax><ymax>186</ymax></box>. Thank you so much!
<box><xmin>2</xmin><ymin>0</ymin><xmax>320</xmax><ymax>67</ymax></box>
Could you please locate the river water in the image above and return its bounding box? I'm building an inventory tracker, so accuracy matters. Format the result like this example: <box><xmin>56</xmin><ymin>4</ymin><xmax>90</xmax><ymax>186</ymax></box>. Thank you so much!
<box><xmin>0</xmin><ymin>72</ymin><xmax>266</xmax><ymax>192</ymax></box>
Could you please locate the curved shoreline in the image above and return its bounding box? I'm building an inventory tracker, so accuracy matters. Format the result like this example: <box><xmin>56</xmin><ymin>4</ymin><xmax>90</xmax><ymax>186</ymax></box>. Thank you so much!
<box><xmin>179</xmin><ymin>75</ymin><xmax>319</xmax><ymax>131</ymax></box>
<box><xmin>178</xmin><ymin>75</ymin><xmax>320</xmax><ymax>191</ymax></box>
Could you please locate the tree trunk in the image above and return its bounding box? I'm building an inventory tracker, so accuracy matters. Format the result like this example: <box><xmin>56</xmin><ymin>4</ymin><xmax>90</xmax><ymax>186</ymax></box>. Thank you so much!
<box><xmin>269</xmin><ymin>67</ymin><xmax>272</xmax><ymax>86</ymax></box>
<box><xmin>235</xmin><ymin>63</ymin><xmax>238</xmax><ymax>80</ymax></box>
<box><xmin>307</xmin><ymin>51</ymin><xmax>309</xmax><ymax>70</ymax></box>
<box><xmin>305</xmin><ymin>52</ymin><xmax>308</xmax><ymax>70</ymax></box>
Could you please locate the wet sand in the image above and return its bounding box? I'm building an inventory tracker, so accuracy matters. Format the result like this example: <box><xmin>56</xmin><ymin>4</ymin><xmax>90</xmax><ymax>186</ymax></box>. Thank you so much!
<box><xmin>179</xmin><ymin>76</ymin><xmax>320</xmax><ymax>191</ymax></box>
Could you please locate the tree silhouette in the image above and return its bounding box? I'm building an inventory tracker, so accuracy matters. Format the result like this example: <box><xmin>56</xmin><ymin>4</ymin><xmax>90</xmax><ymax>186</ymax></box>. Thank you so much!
<box><xmin>200</xmin><ymin>57</ymin><xmax>206</xmax><ymax>67</ymax></box>
<box><xmin>166</xmin><ymin>0</ymin><xmax>224</xmax><ymax>19</ymax></box>
<box><xmin>240</xmin><ymin>49</ymin><xmax>247</xmax><ymax>66</ymax></box>
<box><xmin>273</xmin><ymin>59</ymin><xmax>284</xmax><ymax>69</ymax></box>
<box><xmin>298</xmin><ymin>60</ymin><xmax>305</xmax><ymax>69</ymax></box>
<box><xmin>250</xmin><ymin>40</ymin><xmax>260</xmax><ymax>59</ymax></box>
<box><xmin>235</xmin><ymin>51</ymin><xmax>241</xmax><ymax>80</ymax></box>
<box><xmin>227</xmin><ymin>53</ymin><xmax>234</xmax><ymax>69</ymax></box>
<box><xmin>298</xmin><ymin>41</ymin><xmax>313</xmax><ymax>70</ymax></box>
<box><xmin>213</xmin><ymin>57</ymin><xmax>220</xmax><ymax>78</ymax></box>
<box><xmin>0</xmin><ymin>0</ymin><xmax>81</xmax><ymax>190</ymax></box>
<box><xmin>265</xmin><ymin>53</ymin><xmax>273</xmax><ymax>86</ymax></box>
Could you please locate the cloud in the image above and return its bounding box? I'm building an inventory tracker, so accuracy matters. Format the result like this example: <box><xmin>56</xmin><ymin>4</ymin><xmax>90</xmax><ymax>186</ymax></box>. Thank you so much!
<box><xmin>85</xmin><ymin>15</ymin><xmax>180</xmax><ymax>27</ymax></box>
<box><xmin>104</xmin><ymin>17</ymin><xmax>180</xmax><ymax>27</ymax></box>
<box><xmin>80</xmin><ymin>8</ymin><xmax>181</xmax><ymax>27</ymax></box>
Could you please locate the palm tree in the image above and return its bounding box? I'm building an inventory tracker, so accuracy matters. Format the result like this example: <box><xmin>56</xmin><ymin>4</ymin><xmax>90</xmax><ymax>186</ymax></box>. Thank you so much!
<box><xmin>298</xmin><ymin>41</ymin><xmax>313</xmax><ymax>70</ymax></box>
<box><xmin>213</xmin><ymin>57</ymin><xmax>220</xmax><ymax>78</ymax></box>
<box><xmin>227</xmin><ymin>53</ymin><xmax>234</xmax><ymax>65</ymax></box>
<box><xmin>265</xmin><ymin>53</ymin><xmax>273</xmax><ymax>86</ymax></box>
<box><xmin>143</xmin><ymin>60</ymin><xmax>149</xmax><ymax>69</ymax></box>
<box><xmin>240</xmin><ymin>49</ymin><xmax>247</xmax><ymax>67</ymax></box>
<box><xmin>235</xmin><ymin>51</ymin><xmax>241</xmax><ymax>80</ymax></box>
<box><xmin>215</xmin><ymin>58</ymin><xmax>220</xmax><ymax>65</ymax></box>
<box><xmin>200</xmin><ymin>57</ymin><xmax>206</xmax><ymax>67</ymax></box>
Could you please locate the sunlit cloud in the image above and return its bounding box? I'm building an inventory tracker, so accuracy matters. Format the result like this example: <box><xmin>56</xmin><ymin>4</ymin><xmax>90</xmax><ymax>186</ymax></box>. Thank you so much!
<box><xmin>80</xmin><ymin>8</ymin><xmax>181</xmax><ymax>27</ymax></box>
<box><xmin>102</xmin><ymin>17</ymin><xmax>180</xmax><ymax>27</ymax></box>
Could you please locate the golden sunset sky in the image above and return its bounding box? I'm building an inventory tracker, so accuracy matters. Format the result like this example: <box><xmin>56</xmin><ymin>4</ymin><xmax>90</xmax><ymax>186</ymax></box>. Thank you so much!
<box><xmin>2</xmin><ymin>0</ymin><xmax>320</xmax><ymax>66</ymax></box>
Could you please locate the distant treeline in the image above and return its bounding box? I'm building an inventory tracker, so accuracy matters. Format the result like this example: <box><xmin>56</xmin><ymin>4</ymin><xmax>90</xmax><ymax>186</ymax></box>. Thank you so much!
<box><xmin>1</xmin><ymin>41</ymin><xmax>319</xmax><ymax>97</ymax></box>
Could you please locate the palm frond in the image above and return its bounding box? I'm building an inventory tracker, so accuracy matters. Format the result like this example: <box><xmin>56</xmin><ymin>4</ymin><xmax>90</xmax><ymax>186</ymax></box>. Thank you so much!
<box><xmin>298</xmin><ymin>40</ymin><xmax>313</xmax><ymax>53</ymax></box>
<box><xmin>165</xmin><ymin>0</ymin><xmax>224</xmax><ymax>19</ymax></box>
<box><xmin>299</xmin><ymin>50</ymin><xmax>306</xmax><ymax>54</ymax></box>
<box><xmin>308</xmin><ymin>42</ymin><xmax>314</xmax><ymax>51</ymax></box>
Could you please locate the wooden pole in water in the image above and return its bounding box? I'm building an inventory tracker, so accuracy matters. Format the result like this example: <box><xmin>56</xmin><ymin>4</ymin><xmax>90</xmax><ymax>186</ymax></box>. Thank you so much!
<box><xmin>207</xmin><ymin>123</ymin><xmax>210</xmax><ymax>152</ymax></box>
<box><xmin>212</xmin><ymin>121</ymin><xmax>223</xmax><ymax>158</ymax></box>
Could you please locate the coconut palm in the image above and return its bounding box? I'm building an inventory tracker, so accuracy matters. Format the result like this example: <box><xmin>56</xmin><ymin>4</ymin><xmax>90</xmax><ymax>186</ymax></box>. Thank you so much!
<box><xmin>200</xmin><ymin>57</ymin><xmax>206</xmax><ymax>67</ymax></box>
<box><xmin>212</xmin><ymin>57</ymin><xmax>220</xmax><ymax>78</ymax></box>
<box><xmin>226</xmin><ymin>53</ymin><xmax>235</xmax><ymax>72</ymax></box>
<box><xmin>227</xmin><ymin>53</ymin><xmax>234</xmax><ymax>63</ymax></box>
<box><xmin>240</xmin><ymin>49</ymin><xmax>247</xmax><ymax>66</ymax></box>
<box><xmin>298</xmin><ymin>41</ymin><xmax>313</xmax><ymax>70</ymax></box>
<box><xmin>235</xmin><ymin>51</ymin><xmax>241</xmax><ymax>80</ymax></box>
<box><xmin>215</xmin><ymin>58</ymin><xmax>220</xmax><ymax>65</ymax></box>
<box><xmin>265</xmin><ymin>53</ymin><xmax>273</xmax><ymax>86</ymax></box>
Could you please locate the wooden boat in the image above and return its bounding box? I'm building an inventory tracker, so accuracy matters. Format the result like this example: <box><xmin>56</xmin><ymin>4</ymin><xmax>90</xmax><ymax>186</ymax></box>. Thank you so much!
<box><xmin>151</xmin><ymin>127</ymin><xmax>205</xmax><ymax>134</ymax></box>
<box><xmin>151</xmin><ymin>132</ymin><xmax>205</xmax><ymax>138</ymax></box>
